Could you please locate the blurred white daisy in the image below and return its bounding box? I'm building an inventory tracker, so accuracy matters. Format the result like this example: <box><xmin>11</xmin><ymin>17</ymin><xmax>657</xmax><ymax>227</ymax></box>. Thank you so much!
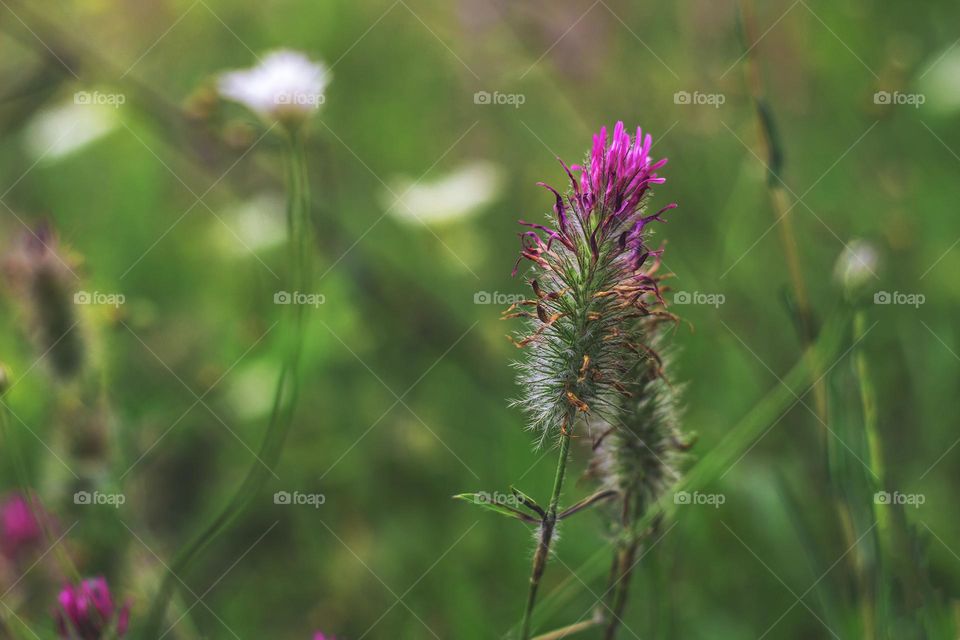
<box><xmin>917</xmin><ymin>45</ymin><xmax>960</xmax><ymax>115</ymax></box>
<box><xmin>24</xmin><ymin>99</ymin><xmax>119</xmax><ymax>163</ymax></box>
<box><xmin>383</xmin><ymin>161</ymin><xmax>503</xmax><ymax>225</ymax></box>
<box><xmin>212</xmin><ymin>192</ymin><xmax>287</xmax><ymax>257</ymax></box>
<box><xmin>218</xmin><ymin>49</ymin><xmax>330</xmax><ymax>128</ymax></box>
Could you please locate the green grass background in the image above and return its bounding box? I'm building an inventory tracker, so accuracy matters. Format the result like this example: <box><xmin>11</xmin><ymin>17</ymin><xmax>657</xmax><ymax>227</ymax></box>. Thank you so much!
<box><xmin>0</xmin><ymin>0</ymin><xmax>958</xmax><ymax>637</ymax></box>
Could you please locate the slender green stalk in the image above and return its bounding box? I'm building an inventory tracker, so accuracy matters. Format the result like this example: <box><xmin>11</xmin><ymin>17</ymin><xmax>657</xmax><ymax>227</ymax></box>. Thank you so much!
<box><xmin>520</xmin><ymin>431</ymin><xmax>573</xmax><ymax>640</ymax></box>
<box><xmin>139</xmin><ymin>133</ymin><xmax>313</xmax><ymax>638</ymax></box>
<box><xmin>604</xmin><ymin>539</ymin><xmax>640</xmax><ymax>639</ymax></box>
<box><xmin>604</xmin><ymin>492</ymin><xmax>645</xmax><ymax>640</ymax></box>
<box><xmin>736</xmin><ymin>0</ymin><xmax>829</xmax><ymax>431</ymax></box>
<box><xmin>854</xmin><ymin>312</ymin><xmax>884</xmax><ymax>487</ymax></box>
<box><xmin>738</xmin><ymin>3</ymin><xmax>874</xmax><ymax>633</ymax></box>
<box><xmin>854</xmin><ymin>308</ymin><xmax>888</xmax><ymax>636</ymax></box>
<box><xmin>530</xmin><ymin>618</ymin><xmax>599</xmax><ymax>639</ymax></box>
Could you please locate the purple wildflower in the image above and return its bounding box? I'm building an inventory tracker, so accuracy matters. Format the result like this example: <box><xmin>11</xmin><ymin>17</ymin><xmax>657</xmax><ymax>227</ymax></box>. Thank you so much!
<box><xmin>313</xmin><ymin>633</ymin><xmax>335</xmax><ymax>640</ymax></box>
<box><xmin>55</xmin><ymin>577</ymin><xmax>130</xmax><ymax>640</ymax></box>
<box><xmin>508</xmin><ymin>121</ymin><xmax>678</xmax><ymax>444</ymax></box>
<box><xmin>514</xmin><ymin>121</ymin><xmax>676</xmax><ymax>291</ymax></box>
<box><xmin>1</xmin><ymin>492</ymin><xmax>45</xmax><ymax>559</ymax></box>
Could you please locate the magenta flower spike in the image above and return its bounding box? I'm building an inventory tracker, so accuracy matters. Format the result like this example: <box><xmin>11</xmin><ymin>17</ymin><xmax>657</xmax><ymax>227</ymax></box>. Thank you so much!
<box><xmin>55</xmin><ymin>577</ymin><xmax>130</xmax><ymax>640</ymax></box>
<box><xmin>510</xmin><ymin>121</ymin><xmax>678</xmax><ymax>445</ymax></box>
<box><xmin>505</xmin><ymin>122</ymin><xmax>679</xmax><ymax>639</ymax></box>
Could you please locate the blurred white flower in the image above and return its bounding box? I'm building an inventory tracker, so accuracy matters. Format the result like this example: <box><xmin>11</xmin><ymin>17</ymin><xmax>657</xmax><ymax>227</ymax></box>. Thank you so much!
<box><xmin>834</xmin><ymin>239</ymin><xmax>879</xmax><ymax>292</ymax></box>
<box><xmin>218</xmin><ymin>49</ymin><xmax>330</xmax><ymax>127</ymax></box>
<box><xmin>214</xmin><ymin>192</ymin><xmax>287</xmax><ymax>256</ymax></box>
<box><xmin>383</xmin><ymin>161</ymin><xmax>503</xmax><ymax>225</ymax></box>
<box><xmin>226</xmin><ymin>361</ymin><xmax>287</xmax><ymax>420</ymax></box>
<box><xmin>24</xmin><ymin>100</ymin><xmax>118</xmax><ymax>162</ymax></box>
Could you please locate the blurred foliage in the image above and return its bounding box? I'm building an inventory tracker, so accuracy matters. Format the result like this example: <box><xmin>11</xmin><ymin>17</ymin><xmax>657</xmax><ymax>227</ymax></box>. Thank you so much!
<box><xmin>0</xmin><ymin>0</ymin><xmax>958</xmax><ymax>638</ymax></box>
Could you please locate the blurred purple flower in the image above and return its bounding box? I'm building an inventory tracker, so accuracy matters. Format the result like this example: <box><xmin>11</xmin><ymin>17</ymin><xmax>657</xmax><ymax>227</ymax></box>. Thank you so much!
<box><xmin>313</xmin><ymin>633</ymin><xmax>335</xmax><ymax>640</ymax></box>
<box><xmin>55</xmin><ymin>577</ymin><xmax>130</xmax><ymax>640</ymax></box>
<box><xmin>1</xmin><ymin>492</ymin><xmax>45</xmax><ymax>559</ymax></box>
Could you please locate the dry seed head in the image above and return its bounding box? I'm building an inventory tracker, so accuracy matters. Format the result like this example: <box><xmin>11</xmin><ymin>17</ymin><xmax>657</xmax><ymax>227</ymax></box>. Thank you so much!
<box><xmin>3</xmin><ymin>224</ymin><xmax>86</xmax><ymax>379</ymax></box>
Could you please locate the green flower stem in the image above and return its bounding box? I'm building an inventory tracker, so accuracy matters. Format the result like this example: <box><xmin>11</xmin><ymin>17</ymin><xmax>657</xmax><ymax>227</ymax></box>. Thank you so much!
<box><xmin>529</xmin><ymin>619</ymin><xmax>599</xmax><ymax>639</ymax></box>
<box><xmin>520</xmin><ymin>429</ymin><xmax>573</xmax><ymax>640</ymax></box>
<box><xmin>139</xmin><ymin>133</ymin><xmax>313</xmax><ymax>638</ymax></box>
<box><xmin>603</xmin><ymin>492</ymin><xmax>645</xmax><ymax>640</ymax></box>
<box><xmin>854</xmin><ymin>308</ymin><xmax>889</xmax><ymax>635</ymax></box>
<box><xmin>854</xmin><ymin>311</ymin><xmax>884</xmax><ymax>488</ymax></box>
<box><xmin>604</xmin><ymin>538</ymin><xmax>640</xmax><ymax>640</ymax></box>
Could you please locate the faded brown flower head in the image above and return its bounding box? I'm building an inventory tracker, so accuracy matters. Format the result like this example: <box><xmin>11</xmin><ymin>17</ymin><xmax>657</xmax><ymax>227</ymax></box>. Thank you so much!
<box><xmin>3</xmin><ymin>223</ymin><xmax>85</xmax><ymax>379</ymax></box>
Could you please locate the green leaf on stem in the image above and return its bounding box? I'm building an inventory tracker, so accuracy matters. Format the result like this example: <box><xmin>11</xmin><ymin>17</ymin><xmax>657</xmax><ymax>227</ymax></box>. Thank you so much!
<box><xmin>453</xmin><ymin>493</ymin><xmax>539</xmax><ymax>523</ymax></box>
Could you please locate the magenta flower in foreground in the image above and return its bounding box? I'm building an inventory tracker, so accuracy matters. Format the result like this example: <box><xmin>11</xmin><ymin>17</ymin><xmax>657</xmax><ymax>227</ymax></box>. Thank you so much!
<box><xmin>1</xmin><ymin>492</ymin><xmax>44</xmax><ymax>558</ymax></box>
<box><xmin>313</xmin><ymin>633</ymin><xmax>335</xmax><ymax>640</ymax></box>
<box><xmin>516</xmin><ymin>120</ymin><xmax>674</xmax><ymax>278</ymax></box>
<box><xmin>509</xmin><ymin>121</ymin><xmax>677</xmax><ymax>443</ymax></box>
<box><xmin>55</xmin><ymin>577</ymin><xmax>130</xmax><ymax>640</ymax></box>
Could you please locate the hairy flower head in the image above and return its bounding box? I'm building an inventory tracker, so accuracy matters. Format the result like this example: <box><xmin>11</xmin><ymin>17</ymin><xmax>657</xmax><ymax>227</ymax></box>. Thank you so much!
<box><xmin>508</xmin><ymin>122</ymin><xmax>677</xmax><ymax>446</ymax></box>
